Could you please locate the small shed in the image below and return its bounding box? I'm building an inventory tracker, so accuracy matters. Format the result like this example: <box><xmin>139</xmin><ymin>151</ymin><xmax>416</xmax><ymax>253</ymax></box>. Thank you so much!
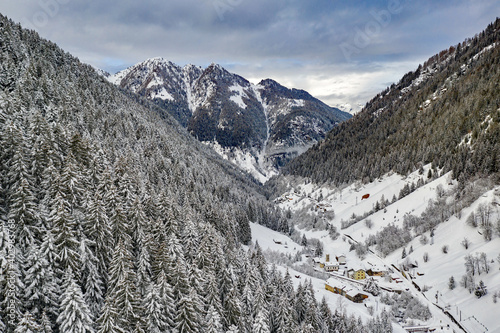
<box><xmin>336</xmin><ymin>254</ymin><xmax>346</xmax><ymax>265</ymax></box>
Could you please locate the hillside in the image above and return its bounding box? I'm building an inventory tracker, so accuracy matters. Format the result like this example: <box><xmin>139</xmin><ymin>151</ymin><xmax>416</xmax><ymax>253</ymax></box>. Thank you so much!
<box><xmin>283</xmin><ymin>18</ymin><xmax>500</xmax><ymax>187</ymax></box>
<box><xmin>263</xmin><ymin>166</ymin><xmax>500</xmax><ymax>332</ymax></box>
<box><xmin>110</xmin><ymin>58</ymin><xmax>351</xmax><ymax>182</ymax></box>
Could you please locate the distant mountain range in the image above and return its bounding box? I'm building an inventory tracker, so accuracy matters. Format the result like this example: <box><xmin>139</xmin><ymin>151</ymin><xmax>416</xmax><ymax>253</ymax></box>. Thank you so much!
<box><xmin>107</xmin><ymin>58</ymin><xmax>351</xmax><ymax>181</ymax></box>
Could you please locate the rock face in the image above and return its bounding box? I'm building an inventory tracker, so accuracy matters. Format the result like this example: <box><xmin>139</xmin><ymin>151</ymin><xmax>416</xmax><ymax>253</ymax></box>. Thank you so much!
<box><xmin>110</xmin><ymin>58</ymin><xmax>351</xmax><ymax>181</ymax></box>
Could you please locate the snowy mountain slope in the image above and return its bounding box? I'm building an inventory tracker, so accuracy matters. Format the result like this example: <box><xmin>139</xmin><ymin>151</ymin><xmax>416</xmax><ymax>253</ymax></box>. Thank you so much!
<box><xmin>109</xmin><ymin>59</ymin><xmax>351</xmax><ymax>182</ymax></box>
<box><xmin>265</xmin><ymin>167</ymin><xmax>500</xmax><ymax>332</ymax></box>
<box><xmin>284</xmin><ymin>20</ymin><xmax>500</xmax><ymax>186</ymax></box>
<box><xmin>250</xmin><ymin>172</ymin><xmax>468</xmax><ymax>331</ymax></box>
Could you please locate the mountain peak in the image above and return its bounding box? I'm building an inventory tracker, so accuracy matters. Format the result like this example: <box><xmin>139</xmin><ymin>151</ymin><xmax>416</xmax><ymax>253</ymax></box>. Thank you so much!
<box><xmin>110</xmin><ymin>58</ymin><xmax>351</xmax><ymax>181</ymax></box>
<box><xmin>258</xmin><ymin>78</ymin><xmax>281</xmax><ymax>88</ymax></box>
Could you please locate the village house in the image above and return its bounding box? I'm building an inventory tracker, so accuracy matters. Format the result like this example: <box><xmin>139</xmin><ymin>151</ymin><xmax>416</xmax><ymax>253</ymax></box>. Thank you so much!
<box><xmin>366</xmin><ymin>267</ymin><xmax>386</xmax><ymax>277</ymax></box>
<box><xmin>313</xmin><ymin>253</ymin><xmax>340</xmax><ymax>271</ymax></box>
<box><xmin>351</xmin><ymin>269</ymin><xmax>366</xmax><ymax>280</ymax></box>
<box><xmin>324</xmin><ymin>263</ymin><xmax>339</xmax><ymax>272</ymax></box>
<box><xmin>325</xmin><ymin>278</ymin><xmax>369</xmax><ymax>303</ymax></box>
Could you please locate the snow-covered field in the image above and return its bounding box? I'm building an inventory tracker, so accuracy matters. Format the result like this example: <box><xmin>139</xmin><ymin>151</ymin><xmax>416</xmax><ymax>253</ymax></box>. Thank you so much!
<box><xmin>252</xmin><ymin>168</ymin><xmax>500</xmax><ymax>332</ymax></box>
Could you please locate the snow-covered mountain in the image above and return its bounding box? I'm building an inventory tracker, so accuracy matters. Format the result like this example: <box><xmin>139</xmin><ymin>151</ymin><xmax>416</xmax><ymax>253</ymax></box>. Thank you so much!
<box><xmin>109</xmin><ymin>58</ymin><xmax>351</xmax><ymax>182</ymax></box>
<box><xmin>332</xmin><ymin>102</ymin><xmax>365</xmax><ymax>115</ymax></box>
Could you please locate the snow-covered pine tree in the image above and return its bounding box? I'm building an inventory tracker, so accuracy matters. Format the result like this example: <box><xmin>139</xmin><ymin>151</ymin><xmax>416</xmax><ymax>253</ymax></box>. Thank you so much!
<box><xmin>205</xmin><ymin>304</ymin><xmax>224</xmax><ymax>333</ymax></box>
<box><xmin>175</xmin><ymin>289</ymin><xmax>201</xmax><ymax>333</ymax></box>
<box><xmin>80</xmin><ymin>236</ymin><xmax>104</xmax><ymax>319</ymax></box>
<box><xmin>156</xmin><ymin>269</ymin><xmax>176</xmax><ymax>330</ymax></box>
<box><xmin>23</xmin><ymin>243</ymin><xmax>59</xmax><ymax>320</ymax></box>
<box><xmin>252</xmin><ymin>310</ymin><xmax>270</xmax><ymax>333</ymax></box>
<box><xmin>57</xmin><ymin>269</ymin><xmax>95</xmax><ymax>333</ymax></box>
<box><xmin>7</xmin><ymin>137</ymin><xmax>40</xmax><ymax>251</ymax></box>
<box><xmin>223</xmin><ymin>286</ymin><xmax>243</xmax><ymax>331</ymax></box>
<box><xmin>203</xmin><ymin>273</ymin><xmax>224</xmax><ymax>322</ymax></box>
<box><xmin>142</xmin><ymin>282</ymin><xmax>166</xmax><ymax>333</ymax></box>
<box><xmin>40</xmin><ymin>311</ymin><xmax>54</xmax><ymax>333</ymax></box>
<box><xmin>50</xmin><ymin>187</ymin><xmax>80</xmax><ymax>275</ymax></box>
<box><xmin>14</xmin><ymin>312</ymin><xmax>40</xmax><ymax>333</ymax></box>
<box><xmin>106</xmin><ymin>239</ymin><xmax>142</xmax><ymax>331</ymax></box>
<box><xmin>85</xmin><ymin>191</ymin><xmax>112</xmax><ymax>282</ymax></box>
<box><xmin>0</xmin><ymin>240</ymin><xmax>24</xmax><ymax>331</ymax></box>
<box><xmin>96</xmin><ymin>298</ymin><xmax>123</xmax><ymax>333</ymax></box>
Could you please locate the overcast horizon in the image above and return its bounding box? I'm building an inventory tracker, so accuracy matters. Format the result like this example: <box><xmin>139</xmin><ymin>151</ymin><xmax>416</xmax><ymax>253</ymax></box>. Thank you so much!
<box><xmin>1</xmin><ymin>0</ymin><xmax>498</xmax><ymax>110</ymax></box>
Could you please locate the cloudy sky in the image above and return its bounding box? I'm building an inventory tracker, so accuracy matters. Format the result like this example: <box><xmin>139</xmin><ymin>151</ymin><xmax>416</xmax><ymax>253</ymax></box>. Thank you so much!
<box><xmin>1</xmin><ymin>0</ymin><xmax>498</xmax><ymax>110</ymax></box>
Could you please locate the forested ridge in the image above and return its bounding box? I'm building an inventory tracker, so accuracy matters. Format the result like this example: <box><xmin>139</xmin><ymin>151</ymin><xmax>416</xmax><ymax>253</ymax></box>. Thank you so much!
<box><xmin>0</xmin><ymin>13</ymin><xmax>387</xmax><ymax>333</ymax></box>
<box><xmin>283</xmin><ymin>18</ymin><xmax>500</xmax><ymax>187</ymax></box>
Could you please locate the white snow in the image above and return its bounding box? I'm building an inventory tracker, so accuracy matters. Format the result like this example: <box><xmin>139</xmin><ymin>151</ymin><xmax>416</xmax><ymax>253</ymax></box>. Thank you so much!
<box><xmin>333</xmin><ymin>102</ymin><xmax>364</xmax><ymax>115</ymax></box>
<box><xmin>202</xmin><ymin>140</ymin><xmax>277</xmax><ymax>183</ymax></box>
<box><xmin>229</xmin><ymin>84</ymin><xmax>248</xmax><ymax>109</ymax></box>
<box><xmin>151</xmin><ymin>86</ymin><xmax>174</xmax><ymax>101</ymax></box>
<box><xmin>250</xmin><ymin>222</ymin><xmax>303</xmax><ymax>255</ymax></box>
<box><xmin>251</xmin><ymin>84</ymin><xmax>271</xmax><ymax>179</ymax></box>
<box><xmin>289</xmin><ymin>99</ymin><xmax>305</xmax><ymax>107</ymax></box>
<box><xmin>254</xmin><ymin>167</ymin><xmax>500</xmax><ymax>332</ymax></box>
<box><xmin>473</xmin><ymin>42</ymin><xmax>498</xmax><ymax>61</ymax></box>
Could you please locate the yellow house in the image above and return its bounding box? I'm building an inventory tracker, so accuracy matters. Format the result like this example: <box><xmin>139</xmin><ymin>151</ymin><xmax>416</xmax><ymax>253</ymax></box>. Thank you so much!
<box><xmin>352</xmin><ymin>269</ymin><xmax>366</xmax><ymax>280</ymax></box>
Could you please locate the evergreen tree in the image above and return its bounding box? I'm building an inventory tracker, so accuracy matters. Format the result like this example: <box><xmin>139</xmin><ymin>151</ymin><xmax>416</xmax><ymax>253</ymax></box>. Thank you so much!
<box><xmin>223</xmin><ymin>286</ymin><xmax>242</xmax><ymax>331</ymax></box>
<box><xmin>156</xmin><ymin>270</ymin><xmax>176</xmax><ymax>330</ymax></box>
<box><xmin>80</xmin><ymin>237</ymin><xmax>104</xmax><ymax>319</ymax></box>
<box><xmin>40</xmin><ymin>311</ymin><xmax>54</xmax><ymax>333</ymax></box>
<box><xmin>23</xmin><ymin>243</ymin><xmax>59</xmax><ymax>319</ymax></box>
<box><xmin>106</xmin><ymin>240</ymin><xmax>142</xmax><ymax>331</ymax></box>
<box><xmin>205</xmin><ymin>304</ymin><xmax>224</xmax><ymax>333</ymax></box>
<box><xmin>50</xmin><ymin>189</ymin><xmax>80</xmax><ymax>275</ymax></box>
<box><xmin>96</xmin><ymin>299</ymin><xmax>123</xmax><ymax>333</ymax></box>
<box><xmin>175</xmin><ymin>289</ymin><xmax>201</xmax><ymax>333</ymax></box>
<box><xmin>252</xmin><ymin>310</ymin><xmax>270</xmax><ymax>333</ymax></box>
<box><xmin>57</xmin><ymin>269</ymin><xmax>95</xmax><ymax>333</ymax></box>
<box><xmin>7</xmin><ymin>140</ymin><xmax>40</xmax><ymax>251</ymax></box>
<box><xmin>143</xmin><ymin>283</ymin><xmax>166</xmax><ymax>333</ymax></box>
<box><xmin>182</xmin><ymin>216</ymin><xmax>200</xmax><ymax>263</ymax></box>
<box><xmin>85</xmin><ymin>191</ymin><xmax>112</xmax><ymax>282</ymax></box>
<box><xmin>0</xmin><ymin>245</ymin><xmax>24</xmax><ymax>331</ymax></box>
<box><xmin>203</xmin><ymin>273</ymin><xmax>224</xmax><ymax>322</ymax></box>
<box><xmin>448</xmin><ymin>276</ymin><xmax>456</xmax><ymax>290</ymax></box>
<box><xmin>108</xmin><ymin>188</ymin><xmax>130</xmax><ymax>248</ymax></box>
<box><xmin>14</xmin><ymin>312</ymin><xmax>40</xmax><ymax>333</ymax></box>
<box><xmin>380</xmin><ymin>309</ymin><xmax>393</xmax><ymax>333</ymax></box>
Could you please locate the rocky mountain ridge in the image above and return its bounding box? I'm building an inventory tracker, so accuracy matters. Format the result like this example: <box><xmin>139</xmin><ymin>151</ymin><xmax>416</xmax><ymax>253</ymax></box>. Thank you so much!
<box><xmin>109</xmin><ymin>58</ymin><xmax>351</xmax><ymax>181</ymax></box>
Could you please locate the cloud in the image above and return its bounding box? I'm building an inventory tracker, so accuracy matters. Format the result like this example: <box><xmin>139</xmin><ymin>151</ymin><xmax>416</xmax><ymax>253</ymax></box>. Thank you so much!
<box><xmin>0</xmin><ymin>0</ymin><xmax>498</xmax><ymax>107</ymax></box>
